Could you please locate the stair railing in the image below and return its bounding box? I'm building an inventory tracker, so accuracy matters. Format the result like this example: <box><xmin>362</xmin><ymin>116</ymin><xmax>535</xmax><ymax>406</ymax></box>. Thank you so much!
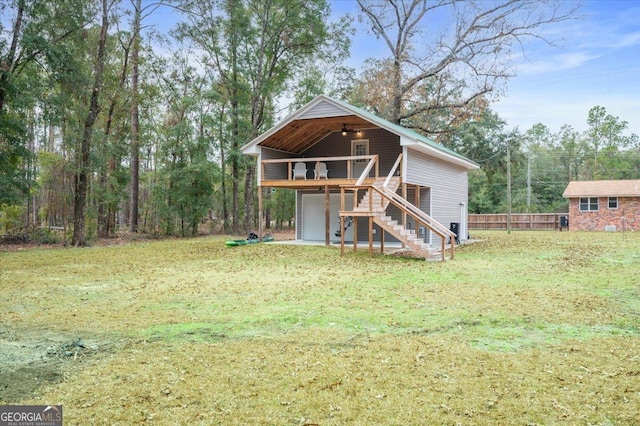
<box><xmin>384</xmin><ymin>153</ymin><xmax>403</xmax><ymax>189</ymax></box>
<box><xmin>374</xmin><ymin>186</ymin><xmax>456</xmax><ymax>260</ymax></box>
<box><xmin>354</xmin><ymin>155</ymin><xmax>379</xmax><ymax>186</ymax></box>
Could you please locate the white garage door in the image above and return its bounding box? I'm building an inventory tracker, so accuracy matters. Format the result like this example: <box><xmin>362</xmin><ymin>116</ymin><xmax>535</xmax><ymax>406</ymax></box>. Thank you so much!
<box><xmin>301</xmin><ymin>193</ymin><xmax>353</xmax><ymax>241</ymax></box>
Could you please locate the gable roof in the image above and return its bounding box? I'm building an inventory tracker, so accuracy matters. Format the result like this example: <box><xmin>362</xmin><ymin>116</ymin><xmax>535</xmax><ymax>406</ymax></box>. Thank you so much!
<box><xmin>241</xmin><ymin>95</ymin><xmax>479</xmax><ymax>170</ymax></box>
<box><xmin>562</xmin><ymin>180</ymin><xmax>640</xmax><ymax>198</ymax></box>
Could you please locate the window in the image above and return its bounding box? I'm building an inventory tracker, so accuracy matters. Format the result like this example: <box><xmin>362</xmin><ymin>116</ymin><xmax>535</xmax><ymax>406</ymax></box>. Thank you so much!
<box><xmin>608</xmin><ymin>197</ymin><xmax>618</xmax><ymax>209</ymax></box>
<box><xmin>579</xmin><ymin>197</ymin><xmax>599</xmax><ymax>211</ymax></box>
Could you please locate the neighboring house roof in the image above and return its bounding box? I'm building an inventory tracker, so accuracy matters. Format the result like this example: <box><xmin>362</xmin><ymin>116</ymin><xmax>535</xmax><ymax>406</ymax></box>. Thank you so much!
<box><xmin>241</xmin><ymin>95</ymin><xmax>479</xmax><ymax>170</ymax></box>
<box><xmin>562</xmin><ymin>180</ymin><xmax>640</xmax><ymax>198</ymax></box>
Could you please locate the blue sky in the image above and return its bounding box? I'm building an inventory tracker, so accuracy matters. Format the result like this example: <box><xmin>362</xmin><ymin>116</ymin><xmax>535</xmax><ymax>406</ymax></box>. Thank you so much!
<box><xmin>328</xmin><ymin>0</ymin><xmax>640</xmax><ymax>137</ymax></box>
<box><xmin>145</xmin><ymin>0</ymin><xmax>639</xmax><ymax>137</ymax></box>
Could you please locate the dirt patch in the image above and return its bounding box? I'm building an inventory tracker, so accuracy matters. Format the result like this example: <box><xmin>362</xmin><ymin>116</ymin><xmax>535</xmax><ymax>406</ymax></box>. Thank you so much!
<box><xmin>0</xmin><ymin>327</ymin><xmax>107</xmax><ymax>403</ymax></box>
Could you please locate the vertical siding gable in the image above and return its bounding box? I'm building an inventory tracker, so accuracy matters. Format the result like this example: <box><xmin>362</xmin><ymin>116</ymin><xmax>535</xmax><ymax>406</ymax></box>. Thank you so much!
<box><xmin>298</xmin><ymin>100</ymin><xmax>352</xmax><ymax>119</ymax></box>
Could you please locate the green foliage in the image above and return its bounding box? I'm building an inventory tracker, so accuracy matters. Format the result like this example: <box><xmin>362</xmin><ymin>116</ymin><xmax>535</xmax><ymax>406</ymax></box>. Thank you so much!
<box><xmin>0</xmin><ymin>113</ymin><xmax>33</xmax><ymax>206</ymax></box>
<box><xmin>0</xmin><ymin>224</ymin><xmax>60</xmax><ymax>244</ymax></box>
<box><xmin>0</xmin><ymin>204</ymin><xmax>24</xmax><ymax>233</ymax></box>
<box><xmin>267</xmin><ymin>188</ymin><xmax>295</xmax><ymax>228</ymax></box>
<box><xmin>168</xmin><ymin>160</ymin><xmax>214</xmax><ymax>237</ymax></box>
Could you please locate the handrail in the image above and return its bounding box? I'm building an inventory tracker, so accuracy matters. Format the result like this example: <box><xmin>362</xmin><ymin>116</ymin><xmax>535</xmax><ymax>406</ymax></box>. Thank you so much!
<box><xmin>261</xmin><ymin>155</ymin><xmax>378</xmax><ymax>180</ymax></box>
<box><xmin>374</xmin><ymin>186</ymin><xmax>455</xmax><ymax>260</ymax></box>
<box><xmin>355</xmin><ymin>155</ymin><xmax>378</xmax><ymax>186</ymax></box>
<box><xmin>341</xmin><ymin>181</ymin><xmax>453</xmax><ymax>239</ymax></box>
<box><xmin>384</xmin><ymin>153</ymin><xmax>403</xmax><ymax>188</ymax></box>
<box><xmin>261</xmin><ymin>154</ymin><xmax>376</xmax><ymax>164</ymax></box>
<box><xmin>342</xmin><ymin>180</ymin><xmax>455</xmax><ymax>258</ymax></box>
<box><xmin>378</xmin><ymin>186</ymin><xmax>455</xmax><ymax>239</ymax></box>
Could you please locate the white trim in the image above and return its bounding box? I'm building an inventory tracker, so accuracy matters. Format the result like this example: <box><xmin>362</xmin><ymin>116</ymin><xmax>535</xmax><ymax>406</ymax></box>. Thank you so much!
<box><xmin>402</xmin><ymin>146</ymin><xmax>408</xmax><ymax>180</ymax></box>
<box><xmin>351</xmin><ymin>139</ymin><xmax>369</xmax><ymax>160</ymax></box>
<box><xmin>256</xmin><ymin>152</ymin><xmax>262</xmax><ymax>182</ymax></box>
<box><xmin>402</xmin><ymin>138</ymin><xmax>478</xmax><ymax>170</ymax></box>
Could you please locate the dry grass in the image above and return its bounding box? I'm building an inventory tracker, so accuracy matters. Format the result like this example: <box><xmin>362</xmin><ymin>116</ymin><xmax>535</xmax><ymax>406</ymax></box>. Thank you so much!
<box><xmin>1</xmin><ymin>231</ymin><xmax>639</xmax><ymax>424</ymax></box>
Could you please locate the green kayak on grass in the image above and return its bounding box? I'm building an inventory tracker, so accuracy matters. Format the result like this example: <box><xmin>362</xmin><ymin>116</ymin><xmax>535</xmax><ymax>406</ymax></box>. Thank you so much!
<box><xmin>225</xmin><ymin>235</ymin><xmax>274</xmax><ymax>247</ymax></box>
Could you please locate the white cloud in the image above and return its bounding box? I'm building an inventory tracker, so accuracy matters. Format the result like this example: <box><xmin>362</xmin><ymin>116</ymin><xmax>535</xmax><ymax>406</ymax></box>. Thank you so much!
<box><xmin>514</xmin><ymin>52</ymin><xmax>601</xmax><ymax>75</ymax></box>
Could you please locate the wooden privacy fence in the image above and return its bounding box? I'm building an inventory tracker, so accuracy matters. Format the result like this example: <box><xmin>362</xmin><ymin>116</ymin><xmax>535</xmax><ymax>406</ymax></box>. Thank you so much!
<box><xmin>469</xmin><ymin>213</ymin><xmax>567</xmax><ymax>230</ymax></box>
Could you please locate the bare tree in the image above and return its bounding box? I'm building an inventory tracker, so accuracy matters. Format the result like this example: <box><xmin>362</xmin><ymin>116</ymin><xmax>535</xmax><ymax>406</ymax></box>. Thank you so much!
<box><xmin>355</xmin><ymin>0</ymin><xmax>579</xmax><ymax>135</ymax></box>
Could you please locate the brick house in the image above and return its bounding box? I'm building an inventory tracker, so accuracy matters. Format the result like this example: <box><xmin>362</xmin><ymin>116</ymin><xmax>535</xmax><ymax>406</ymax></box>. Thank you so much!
<box><xmin>562</xmin><ymin>180</ymin><xmax>640</xmax><ymax>231</ymax></box>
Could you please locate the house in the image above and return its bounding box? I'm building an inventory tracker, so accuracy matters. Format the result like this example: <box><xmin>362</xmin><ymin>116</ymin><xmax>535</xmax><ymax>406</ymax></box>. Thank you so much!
<box><xmin>241</xmin><ymin>96</ymin><xmax>479</xmax><ymax>260</ymax></box>
<box><xmin>562</xmin><ymin>180</ymin><xmax>640</xmax><ymax>231</ymax></box>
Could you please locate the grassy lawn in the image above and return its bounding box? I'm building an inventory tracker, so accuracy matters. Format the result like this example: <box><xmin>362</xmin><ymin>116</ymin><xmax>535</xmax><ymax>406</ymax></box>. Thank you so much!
<box><xmin>1</xmin><ymin>231</ymin><xmax>639</xmax><ymax>424</ymax></box>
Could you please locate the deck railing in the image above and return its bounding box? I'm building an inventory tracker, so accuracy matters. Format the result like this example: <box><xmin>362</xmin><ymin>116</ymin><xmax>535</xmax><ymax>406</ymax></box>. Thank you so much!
<box><xmin>260</xmin><ymin>155</ymin><xmax>379</xmax><ymax>181</ymax></box>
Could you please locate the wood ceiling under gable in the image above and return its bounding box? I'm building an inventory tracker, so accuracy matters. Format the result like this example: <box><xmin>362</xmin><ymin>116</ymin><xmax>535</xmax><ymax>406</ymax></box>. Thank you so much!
<box><xmin>259</xmin><ymin>115</ymin><xmax>375</xmax><ymax>154</ymax></box>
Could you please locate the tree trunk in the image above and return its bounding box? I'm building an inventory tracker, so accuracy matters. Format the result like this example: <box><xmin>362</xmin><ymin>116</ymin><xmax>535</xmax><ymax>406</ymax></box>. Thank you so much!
<box><xmin>72</xmin><ymin>0</ymin><xmax>109</xmax><ymax>246</ymax></box>
<box><xmin>218</xmin><ymin>106</ymin><xmax>230</xmax><ymax>232</ymax></box>
<box><xmin>129</xmin><ymin>0</ymin><xmax>141</xmax><ymax>233</ymax></box>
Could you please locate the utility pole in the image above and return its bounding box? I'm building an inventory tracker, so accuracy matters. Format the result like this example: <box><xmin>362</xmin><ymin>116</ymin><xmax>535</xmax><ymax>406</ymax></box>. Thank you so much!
<box><xmin>506</xmin><ymin>135</ymin><xmax>512</xmax><ymax>235</ymax></box>
<box><xmin>526</xmin><ymin>150</ymin><xmax>531</xmax><ymax>211</ymax></box>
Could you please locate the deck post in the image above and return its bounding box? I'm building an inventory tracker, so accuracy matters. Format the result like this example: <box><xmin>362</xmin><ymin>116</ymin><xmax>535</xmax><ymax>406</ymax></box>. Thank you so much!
<box><xmin>353</xmin><ymin>217</ymin><xmax>358</xmax><ymax>252</ymax></box>
<box><xmin>340</xmin><ymin>187</ymin><xmax>345</xmax><ymax>256</ymax></box>
<box><xmin>258</xmin><ymin>186</ymin><xmax>264</xmax><ymax>241</ymax></box>
<box><xmin>380</xmin><ymin>226</ymin><xmax>384</xmax><ymax>254</ymax></box>
<box><xmin>325</xmin><ymin>185</ymin><xmax>330</xmax><ymax>246</ymax></box>
<box><xmin>340</xmin><ymin>216</ymin><xmax>345</xmax><ymax>256</ymax></box>
<box><xmin>368</xmin><ymin>216</ymin><xmax>373</xmax><ymax>255</ymax></box>
<box><xmin>401</xmin><ymin>183</ymin><xmax>408</xmax><ymax>248</ymax></box>
<box><xmin>450</xmin><ymin>238</ymin><xmax>455</xmax><ymax>260</ymax></box>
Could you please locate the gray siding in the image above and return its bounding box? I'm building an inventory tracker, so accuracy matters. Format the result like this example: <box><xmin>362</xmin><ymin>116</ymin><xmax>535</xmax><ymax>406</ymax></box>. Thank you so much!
<box><xmin>406</xmin><ymin>149</ymin><xmax>468</xmax><ymax>244</ymax></box>
<box><xmin>262</xmin><ymin>148</ymin><xmax>301</xmax><ymax>180</ymax></box>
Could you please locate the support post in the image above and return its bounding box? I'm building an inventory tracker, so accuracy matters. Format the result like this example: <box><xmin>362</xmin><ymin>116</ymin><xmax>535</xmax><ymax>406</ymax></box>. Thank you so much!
<box><xmin>340</xmin><ymin>187</ymin><xmax>345</xmax><ymax>256</ymax></box>
<box><xmin>258</xmin><ymin>186</ymin><xmax>264</xmax><ymax>241</ymax></box>
<box><xmin>368</xmin><ymin>216</ymin><xmax>373</xmax><ymax>256</ymax></box>
<box><xmin>401</xmin><ymin>183</ymin><xmax>408</xmax><ymax>248</ymax></box>
<box><xmin>353</xmin><ymin>217</ymin><xmax>358</xmax><ymax>252</ymax></box>
<box><xmin>325</xmin><ymin>185</ymin><xmax>330</xmax><ymax>246</ymax></box>
<box><xmin>340</xmin><ymin>215</ymin><xmax>345</xmax><ymax>256</ymax></box>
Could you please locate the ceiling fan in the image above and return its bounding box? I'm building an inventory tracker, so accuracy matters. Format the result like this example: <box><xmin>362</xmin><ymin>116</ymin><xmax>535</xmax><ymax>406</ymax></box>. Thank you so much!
<box><xmin>340</xmin><ymin>123</ymin><xmax>361</xmax><ymax>136</ymax></box>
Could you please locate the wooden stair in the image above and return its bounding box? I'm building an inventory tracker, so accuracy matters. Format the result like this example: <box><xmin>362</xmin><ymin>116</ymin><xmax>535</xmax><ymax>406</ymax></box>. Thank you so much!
<box><xmin>352</xmin><ymin>178</ymin><xmax>442</xmax><ymax>260</ymax></box>
<box><xmin>373</xmin><ymin>214</ymin><xmax>440</xmax><ymax>259</ymax></box>
<box><xmin>353</xmin><ymin>177</ymin><xmax>399</xmax><ymax>213</ymax></box>
<box><xmin>339</xmin><ymin>153</ymin><xmax>455</xmax><ymax>261</ymax></box>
